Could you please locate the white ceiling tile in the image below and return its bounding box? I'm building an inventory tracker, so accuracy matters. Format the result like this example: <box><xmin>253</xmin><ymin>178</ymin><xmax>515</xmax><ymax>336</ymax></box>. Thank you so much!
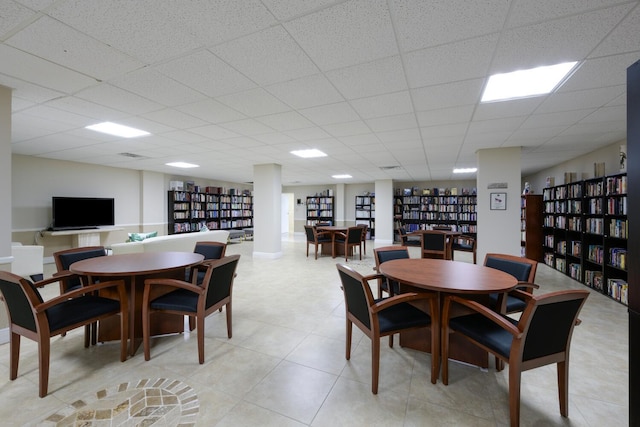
<box><xmin>350</xmin><ymin>91</ymin><xmax>413</xmax><ymax>119</ymax></box>
<box><xmin>154</xmin><ymin>50</ymin><xmax>256</xmax><ymax>98</ymax></box>
<box><xmin>76</xmin><ymin>83</ymin><xmax>162</xmax><ymax>115</ymax></box>
<box><xmin>217</xmin><ymin>88</ymin><xmax>291</xmax><ymax>117</ymax></box>
<box><xmin>7</xmin><ymin>16</ymin><xmax>142</xmax><ymax>80</ymax></box>
<box><xmin>473</xmin><ymin>97</ymin><xmax>543</xmax><ymax>121</ymax></box>
<box><xmin>176</xmin><ymin>99</ymin><xmax>246</xmax><ymax>124</ymax></box>
<box><xmin>468</xmin><ymin>116</ymin><xmax>526</xmax><ymax>134</ymax></box>
<box><xmin>189</xmin><ymin>124</ymin><xmax>240</xmax><ymax>140</ymax></box>
<box><xmin>389</xmin><ymin>0</ymin><xmax>509</xmax><ymax>52</ymax></box>
<box><xmin>580</xmin><ymin>105</ymin><xmax>627</xmax><ymax>124</ymax></box>
<box><xmin>110</xmin><ymin>68</ymin><xmax>205</xmax><ymax>107</ymax></box>
<box><xmin>376</xmin><ymin>128</ymin><xmax>421</xmax><ymax>143</ymax></box>
<box><xmin>255</xmin><ymin>111</ymin><xmax>315</xmax><ymax>132</ymax></box>
<box><xmin>560</xmin><ymin>55</ymin><xmax>637</xmax><ymax>92</ymax></box>
<box><xmin>218</xmin><ymin>137</ymin><xmax>265</xmax><ymax>149</ymax></box>
<box><xmin>285</xmin><ymin>126</ymin><xmax>332</xmax><ymax>142</ymax></box>
<box><xmin>141</xmin><ymin>108</ymin><xmax>208</xmax><ymax>129</ymax></box>
<box><xmin>520</xmin><ymin>110</ymin><xmax>595</xmax><ymax>129</ymax></box>
<box><xmin>219</xmin><ymin>119</ymin><xmax>275</xmax><ymax>136</ymax></box>
<box><xmin>266</xmin><ymin>74</ymin><xmax>344</xmax><ymax>109</ymax></box>
<box><xmin>252</xmin><ymin>133</ymin><xmax>297</xmax><ymax>145</ymax></box>
<box><xmin>0</xmin><ymin>1</ymin><xmax>36</xmax><ymax>36</ymax></box>
<box><xmin>338</xmin><ymin>133</ymin><xmax>380</xmax><ymax>146</ymax></box>
<box><xmin>325</xmin><ymin>55</ymin><xmax>408</xmax><ymax>99</ymax></box>
<box><xmin>404</xmin><ymin>34</ymin><xmax>498</xmax><ymax>89</ymax></box>
<box><xmin>366</xmin><ymin>113</ymin><xmax>417</xmax><ymax>133</ymax></box>
<box><xmin>412</xmin><ymin>79</ymin><xmax>484</xmax><ymax>111</ymax></box>
<box><xmin>261</xmin><ymin>0</ymin><xmax>341</xmax><ymax>20</ymax></box>
<box><xmin>416</xmin><ymin>105</ymin><xmax>474</xmax><ymax>127</ymax></box>
<box><xmin>591</xmin><ymin>5</ymin><xmax>640</xmax><ymax>58</ymax></box>
<box><xmin>285</xmin><ymin>0</ymin><xmax>398</xmax><ymax>71</ymax></box>
<box><xmin>507</xmin><ymin>0</ymin><xmax>629</xmax><ymax>28</ymax></box>
<box><xmin>537</xmin><ymin>86</ymin><xmax>624</xmax><ymax>114</ymax></box>
<box><xmin>322</xmin><ymin>121</ymin><xmax>371</xmax><ymax>137</ymax></box>
<box><xmin>299</xmin><ymin>102</ymin><xmax>361</xmax><ymax>125</ymax></box>
<box><xmin>212</xmin><ymin>25</ymin><xmax>319</xmax><ymax>86</ymax></box>
<box><xmin>421</xmin><ymin>123</ymin><xmax>468</xmax><ymax>139</ymax></box>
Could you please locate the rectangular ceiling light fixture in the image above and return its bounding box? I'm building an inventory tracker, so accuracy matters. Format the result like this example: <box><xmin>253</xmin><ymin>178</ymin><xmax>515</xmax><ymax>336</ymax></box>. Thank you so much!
<box><xmin>332</xmin><ymin>174</ymin><xmax>352</xmax><ymax>179</ymax></box>
<box><xmin>290</xmin><ymin>149</ymin><xmax>327</xmax><ymax>158</ymax></box>
<box><xmin>453</xmin><ymin>168</ymin><xmax>477</xmax><ymax>174</ymax></box>
<box><xmin>166</xmin><ymin>162</ymin><xmax>199</xmax><ymax>168</ymax></box>
<box><xmin>481</xmin><ymin>61</ymin><xmax>578</xmax><ymax>103</ymax></box>
<box><xmin>85</xmin><ymin>121</ymin><xmax>150</xmax><ymax>138</ymax></box>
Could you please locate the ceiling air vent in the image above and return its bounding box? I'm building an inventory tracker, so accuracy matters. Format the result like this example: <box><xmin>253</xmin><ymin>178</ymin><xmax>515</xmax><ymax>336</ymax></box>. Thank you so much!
<box><xmin>118</xmin><ymin>152</ymin><xmax>147</xmax><ymax>159</ymax></box>
<box><xmin>379</xmin><ymin>166</ymin><xmax>401</xmax><ymax>170</ymax></box>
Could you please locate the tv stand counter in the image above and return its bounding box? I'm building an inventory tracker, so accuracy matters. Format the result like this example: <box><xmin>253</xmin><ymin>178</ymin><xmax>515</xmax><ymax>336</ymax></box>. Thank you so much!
<box><xmin>43</xmin><ymin>226</ymin><xmax>123</xmax><ymax>247</ymax></box>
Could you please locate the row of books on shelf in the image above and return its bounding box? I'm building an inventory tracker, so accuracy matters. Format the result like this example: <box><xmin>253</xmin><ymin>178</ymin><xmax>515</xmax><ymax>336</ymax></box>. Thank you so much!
<box><xmin>355</xmin><ymin>211</ymin><xmax>375</xmax><ymax>218</ymax></box>
<box><xmin>609</xmin><ymin>248</ymin><xmax>627</xmax><ymax>270</ymax></box>
<box><xmin>609</xmin><ymin>219</ymin><xmax>628</xmax><ymax>238</ymax></box>
<box><xmin>587</xmin><ymin>244</ymin><xmax>604</xmax><ymax>264</ymax></box>
<box><xmin>607</xmin><ymin>196</ymin><xmax>627</xmax><ymax>215</ymax></box>
<box><xmin>606</xmin><ymin>175</ymin><xmax>627</xmax><ymax>195</ymax></box>
<box><xmin>307</xmin><ymin>211</ymin><xmax>333</xmax><ymax>217</ymax></box>
<box><xmin>307</xmin><ymin>204</ymin><xmax>332</xmax><ymax>210</ymax></box>
<box><xmin>402</xmin><ymin>212</ymin><xmax>469</xmax><ymax>221</ymax></box>
<box><xmin>397</xmin><ymin>187</ymin><xmax>477</xmax><ymax>196</ymax></box>
<box><xmin>608</xmin><ymin>278</ymin><xmax>628</xmax><ymax>305</ymax></box>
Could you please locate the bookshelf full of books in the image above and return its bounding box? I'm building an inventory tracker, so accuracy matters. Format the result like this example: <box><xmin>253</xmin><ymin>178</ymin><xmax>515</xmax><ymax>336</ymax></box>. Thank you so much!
<box><xmin>355</xmin><ymin>195</ymin><xmax>375</xmax><ymax>239</ymax></box>
<box><xmin>393</xmin><ymin>186</ymin><xmax>477</xmax><ymax>237</ymax></box>
<box><xmin>542</xmin><ymin>173</ymin><xmax>627</xmax><ymax>305</ymax></box>
<box><xmin>306</xmin><ymin>195</ymin><xmax>334</xmax><ymax>226</ymax></box>
<box><xmin>168</xmin><ymin>186</ymin><xmax>253</xmax><ymax>235</ymax></box>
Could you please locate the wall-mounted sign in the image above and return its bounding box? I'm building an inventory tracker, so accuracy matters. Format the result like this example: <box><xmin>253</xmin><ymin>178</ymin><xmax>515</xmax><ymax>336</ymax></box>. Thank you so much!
<box><xmin>487</xmin><ymin>182</ymin><xmax>508</xmax><ymax>189</ymax></box>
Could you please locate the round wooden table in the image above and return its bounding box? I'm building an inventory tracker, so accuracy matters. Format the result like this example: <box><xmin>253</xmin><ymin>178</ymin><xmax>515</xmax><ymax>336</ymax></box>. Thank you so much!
<box><xmin>71</xmin><ymin>252</ymin><xmax>204</xmax><ymax>355</ymax></box>
<box><xmin>379</xmin><ymin>258</ymin><xmax>517</xmax><ymax>369</ymax></box>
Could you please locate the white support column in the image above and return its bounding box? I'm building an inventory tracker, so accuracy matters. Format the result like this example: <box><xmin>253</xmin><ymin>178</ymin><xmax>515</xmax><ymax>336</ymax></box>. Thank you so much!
<box><xmin>374</xmin><ymin>180</ymin><xmax>394</xmax><ymax>245</ymax></box>
<box><xmin>253</xmin><ymin>164</ymin><xmax>282</xmax><ymax>259</ymax></box>
<box><xmin>476</xmin><ymin>147</ymin><xmax>522</xmax><ymax>262</ymax></box>
<box><xmin>0</xmin><ymin>85</ymin><xmax>12</xmax><ymax>266</ymax></box>
<box><xmin>334</xmin><ymin>183</ymin><xmax>345</xmax><ymax>226</ymax></box>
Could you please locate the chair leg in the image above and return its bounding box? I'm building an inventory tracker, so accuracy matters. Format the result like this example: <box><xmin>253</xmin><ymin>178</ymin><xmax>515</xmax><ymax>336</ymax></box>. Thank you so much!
<box><xmin>225</xmin><ymin>302</ymin><xmax>232</xmax><ymax>338</ymax></box>
<box><xmin>197</xmin><ymin>315</ymin><xmax>205</xmax><ymax>364</ymax></box>
<box><xmin>345</xmin><ymin>319</ymin><xmax>352</xmax><ymax>360</ymax></box>
<box><xmin>442</xmin><ymin>325</ymin><xmax>450</xmax><ymax>385</ymax></box>
<box><xmin>38</xmin><ymin>337</ymin><xmax>50</xmax><ymax>398</ymax></box>
<box><xmin>509</xmin><ymin>361</ymin><xmax>522</xmax><ymax>427</ymax></box>
<box><xmin>371</xmin><ymin>338</ymin><xmax>380</xmax><ymax>394</ymax></box>
<box><xmin>10</xmin><ymin>332</ymin><xmax>20</xmax><ymax>381</ymax></box>
<box><xmin>557</xmin><ymin>361</ymin><xmax>569</xmax><ymax>417</ymax></box>
<box><xmin>143</xmin><ymin>305</ymin><xmax>151</xmax><ymax>361</ymax></box>
<box><xmin>120</xmin><ymin>304</ymin><xmax>129</xmax><ymax>363</ymax></box>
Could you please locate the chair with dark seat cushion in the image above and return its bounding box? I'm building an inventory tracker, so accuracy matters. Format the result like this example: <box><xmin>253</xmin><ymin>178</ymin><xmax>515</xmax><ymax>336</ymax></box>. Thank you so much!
<box><xmin>337</xmin><ymin>263</ymin><xmax>438</xmax><ymax>394</ymax></box>
<box><xmin>451</xmin><ymin>235</ymin><xmax>477</xmax><ymax>264</ymax></box>
<box><xmin>484</xmin><ymin>253</ymin><xmax>538</xmax><ymax>314</ymax></box>
<box><xmin>373</xmin><ymin>246</ymin><xmax>410</xmax><ymax>298</ymax></box>
<box><xmin>335</xmin><ymin>226</ymin><xmax>364</xmax><ymax>262</ymax></box>
<box><xmin>304</xmin><ymin>225</ymin><xmax>333</xmax><ymax>259</ymax></box>
<box><xmin>187</xmin><ymin>241</ymin><xmax>227</xmax><ymax>284</ymax></box>
<box><xmin>142</xmin><ymin>254</ymin><xmax>240</xmax><ymax>364</ymax></box>
<box><xmin>53</xmin><ymin>246</ymin><xmax>106</xmax><ymax>294</ymax></box>
<box><xmin>356</xmin><ymin>223</ymin><xmax>369</xmax><ymax>255</ymax></box>
<box><xmin>420</xmin><ymin>230</ymin><xmax>449</xmax><ymax>259</ymax></box>
<box><xmin>0</xmin><ymin>271</ymin><xmax>128</xmax><ymax>397</ymax></box>
<box><xmin>397</xmin><ymin>227</ymin><xmax>421</xmax><ymax>246</ymax></box>
<box><xmin>442</xmin><ymin>289</ymin><xmax>589</xmax><ymax>427</ymax></box>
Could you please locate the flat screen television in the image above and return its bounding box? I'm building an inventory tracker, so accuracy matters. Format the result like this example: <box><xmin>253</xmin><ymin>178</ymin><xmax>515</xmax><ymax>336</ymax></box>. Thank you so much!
<box><xmin>51</xmin><ymin>197</ymin><xmax>115</xmax><ymax>230</ymax></box>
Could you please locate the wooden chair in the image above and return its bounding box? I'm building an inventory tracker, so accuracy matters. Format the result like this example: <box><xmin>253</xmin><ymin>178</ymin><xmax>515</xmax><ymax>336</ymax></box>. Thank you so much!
<box><xmin>397</xmin><ymin>227</ymin><xmax>421</xmax><ymax>246</ymax></box>
<box><xmin>335</xmin><ymin>226</ymin><xmax>364</xmax><ymax>262</ymax></box>
<box><xmin>336</xmin><ymin>264</ymin><xmax>438</xmax><ymax>394</ymax></box>
<box><xmin>442</xmin><ymin>289</ymin><xmax>589</xmax><ymax>427</ymax></box>
<box><xmin>484</xmin><ymin>253</ymin><xmax>538</xmax><ymax>314</ymax></box>
<box><xmin>188</xmin><ymin>241</ymin><xmax>227</xmax><ymax>284</ymax></box>
<box><xmin>0</xmin><ymin>271</ymin><xmax>128</xmax><ymax>397</ymax></box>
<box><xmin>451</xmin><ymin>235</ymin><xmax>477</xmax><ymax>264</ymax></box>
<box><xmin>420</xmin><ymin>230</ymin><xmax>449</xmax><ymax>259</ymax></box>
<box><xmin>142</xmin><ymin>254</ymin><xmax>240</xmax><ymax>364</ymax></box>
<box><xmin>304</xmin><ymin>225</ymin><xmax>333</xmax><ymax>259</ymax></box>
<box><xmin>356</xmin><ymin>223</ymin><xmax>368</xmax><ymax>255</ymax></box>
<box><xmin>373</xmin><ymin>246</ymin><xmax>410</xmax><ymax>298</ymax></box>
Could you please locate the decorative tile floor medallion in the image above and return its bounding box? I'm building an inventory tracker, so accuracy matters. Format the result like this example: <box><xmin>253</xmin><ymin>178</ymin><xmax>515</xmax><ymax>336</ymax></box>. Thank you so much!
<box><xmin>37</xmin><ymin>378</ymin><xmax>199</xmax><ymax>426</ymax></box>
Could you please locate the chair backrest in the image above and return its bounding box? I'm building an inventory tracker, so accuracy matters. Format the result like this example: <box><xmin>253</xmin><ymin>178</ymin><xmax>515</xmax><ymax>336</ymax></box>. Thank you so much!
<box><xmin>421</xmin><ymin>231</ymin><xmax>447</xmax><ymax>258</ymax></box>
<box><xmin>346</xmin><ymin>227</ymin><xmax>363</xmax><ymax>244</ymax></box>
<box><xmin>356</xmin><ymin>223</ymin><xmax>368</xmax><ymax>239</ymax></box>
<box><xmin>202</xmin><ymin>254</ymin><xmax>241</xmax><ymax>309</ymax></box>
<box><xmin>194</xmin><ymin>241</ymin><xmax>226</xmax><ymax>260</ymax></box>
<box><xmin>337</xmin><ymin>263</ymin><xmax>374</xmax><ymax>330</ymax></box>
<box><xmin>517</xmin><ymin>290</ymin><xmax>589</xmax><ymax>362</ymax></box>
<box><xmin>433</xmin><ymin>226</ymin><xmax>452</xmax><ymax>231</ymax></box>
<box><xmin>484</xmin><ymin>253</ymin><xmax>537</xmax><ymax>282</ymax></box>
<box><xmin>53</xmin><ymin>246</ymin><xmax>107</xmax><ymax>292</ymax></box>
<box><xmin>0</xmin><ymin>271</ymin><xmax>41</xmax><ymax>332</ymax></box>
<box><xmin>374</xmin><ymin>246</ymin><xmax>410</xmax><ymax>271</ymax></box>
<box><xmin>304</xmin><ymin>225</ymin><xmax>315</xmax><ymax>242</ymax></box>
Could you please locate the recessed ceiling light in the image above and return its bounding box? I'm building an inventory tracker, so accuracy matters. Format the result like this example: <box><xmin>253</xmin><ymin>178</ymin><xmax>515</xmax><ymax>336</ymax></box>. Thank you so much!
<box><xmin>291</xmin><ymin>149</ymin><xmax>327</xmax><ymax>158</ymax></box>
<box><xmin>166</xmin><ymin>162</ymin><xmax>199</xmax><ymax>169</ymax></box>
<box><xmin>453</xmin><ymin>168</ymin><xmax>477</xmax><ymax>174</ymax></box>
<box><xmin>85</xmin><ymin>122</ymin><xmax>150</xmax><ymax>138</ymax></box>
<box><xmin>332</xmin><ymin>174</ymin><xmax>352</xmax><ymax>179</ymax></box>
<box><xmin>481</xmin><ymin>61</ymin><xmax>578</xmax><ymax>103</ymax></box>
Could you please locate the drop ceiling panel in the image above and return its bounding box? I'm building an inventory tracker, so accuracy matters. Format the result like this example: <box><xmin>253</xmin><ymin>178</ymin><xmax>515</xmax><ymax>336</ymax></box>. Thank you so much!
<box><xmin>141</xmin><ymin>109</ymin><xmax>208</xmax><ymax>130</ymax></box>
<box><xmin>299</xmin><ymin>102</ymin><xmax>361</xmax><ymax>126</ymax></box>
<box><xmin>350</xmin><ymin>91</ymin><xmax>413</xmax><ymax>119</ymax></box>
<box><xmin>176</xmin><ymin>99</ymin><xmax>247</xmax><ymax>124</ymax></box>
<box><xmin>76</xmin><ymin>84</ymin><xmax>162</xmax><ymax>115</ymax></box>
<box><xmin>322</xmin><ymin>121</ymin><xmax>371</xmax><ymax>137</ymax></box>
<box><xmin>325</xmin><ymin>55</ymin><xmax>408</xmax><ymax>99</ymax></box>
<box><xmin>589</xmin><ymin>5</ymin><xmax>640</xmax><ymax>57</ymax></box>
<box><xmin>412</xmin><ymin>79</ymin><xmax>484</xmax><ymax>110</ymax></box>
<box><xmin>217</xmin><ymin>88</ymin><xmax>290</xmax><ymax>117</ymax></box>
<box><xmin>110</xmin><ymin>69</ymin><xmax>206</xmax><ymax>107</ymax></box>
<box><xmin>256</xmin><ymin>111</ymin><xmax>315</xmax><ymax>132</ymax></box>
<box><xmin>266</xmin><ymin>74</ymin><xmax>344</xmax><ymax>109</ymax></box>
<box><xmin>537</xmin><ymin>86</ymin><xmax>624</xmax><ymax>114</ymax></box>
<box><xmin>416</xmin><ymin>105</ymin><xmax>475</xmax><ymax>127</ymax></box>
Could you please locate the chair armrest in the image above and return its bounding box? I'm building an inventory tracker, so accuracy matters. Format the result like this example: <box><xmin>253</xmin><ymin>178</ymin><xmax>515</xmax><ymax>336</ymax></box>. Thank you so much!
<box><xmin>34</xmin><ymin>279</ymin><xmax>127</xmax><ymax>312</ymax></box>
<box><xmin>372</xmin><ymin>291</ymin><xmax>435</xmax><ymax>313</ymax></box>
<box><xmin>34</xmin><ymin>272</ymin><xmax>77</xmax><ymax>288</ymax></box>
<box><xmin>316</xmin><ymin>231</ymin><xmax>332</xmax><ymax>238</ymax></box>
<box><xmin>444</xmin><ymin>294</ymin><xmax>522</xmax><ymax>338</ymax></box>
<box><xmin>361</xmin><ymin>273</ymin><xmax>385</xmax><ymax>283</ymax></box>
<box><xmin>514</xmin><ymin>281</ymin><xmax>539</xmax><ymax>293</ymax></box>
<box><xmin>143</xmin><ymin>277</ymin><xmax>205</xmax><ymax>294</ymax></box>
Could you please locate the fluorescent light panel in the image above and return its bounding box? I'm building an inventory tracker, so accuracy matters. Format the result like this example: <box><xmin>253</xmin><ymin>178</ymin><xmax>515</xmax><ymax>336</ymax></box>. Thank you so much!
<box><xmin>85</xmin><ymin>122</ymin><xmax>150</xmax><ymax>138</ymax></box>
<box><xmin>453</xmin><ymin>168</ymin><xmax>477</xmax><ymax>174</ymax></box>
<box><xmin>291</xmin><ymin>149</ymin><xmax>327</xmax><ymax>158</ymax></box>
<box><xmin>481</xmin><ymin>61</ymin><xmax>578</xmax><ymax>103</ymax></box>
<box><xmin>166</xmin><ymin>162</ymin><xmax>199</xmax><ymax>169</ymax></box>
<box><xmin>332</xmin><ymin>174</ymin><xmax>352</xmax><ymax>179</ymax></box>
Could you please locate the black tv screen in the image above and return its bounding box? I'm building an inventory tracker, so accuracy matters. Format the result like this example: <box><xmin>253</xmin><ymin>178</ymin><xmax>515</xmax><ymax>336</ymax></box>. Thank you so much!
<box><xmin>52</xmin><ymin>197</ymin><xmax>115</xmax><ymax>230</ymax></box>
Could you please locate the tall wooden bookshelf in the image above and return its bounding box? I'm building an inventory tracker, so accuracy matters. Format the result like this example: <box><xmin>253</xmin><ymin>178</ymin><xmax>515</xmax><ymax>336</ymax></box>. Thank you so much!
<box><xmin>520</xmin><ymin>194</ymin><xmax>543</xmax><ymax>261</ymax></box>
<box><xmin>168</xmin><ymin>188</ymin><xmax>253</xmax><ymax>235</ymax></box>
<box><xmin>355</xmin><ymin>195</ymin><xmax>375</xmax><ymax>238</ymax></box>
<box><xmin>542</xmin><ymin>173</ymin><xmax>627</xmax><ymax>305</ymax></box>
<box><xmin>306</xmin><ymin>196</ymin><xmax>334</xmax><ymax>226</ymax></box>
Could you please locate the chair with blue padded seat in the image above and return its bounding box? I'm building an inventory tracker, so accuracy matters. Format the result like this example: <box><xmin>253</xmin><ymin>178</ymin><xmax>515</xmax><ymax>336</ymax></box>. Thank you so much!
<box><xmin>304</xmin><ymin>225</ymin><xmax>333</xmax><ymax>259</ymax></box>
<box><xmin>451</xmin><ymin>235</ymin><xmax>477</xmax><ymax>264</ymax></box>
<box><xmin>442</xmin><ymin>288</ymin><xmax>589</xmax><ymax>427</ymax></box>
<box><xmin>356</xmin><ymin>223</ymin><xmax>369</xmax><ymax>255</ymax></box>
<box><xmin>337</xmin><ymin>263</ymin><xmax>438</xmax><ymax>394</ymax></box>
<box><xmin>397</xmin><ymin>226</ymin><xmax>421</xmax><ymax>246</ymax></box>
<box><xmin>142</xmin><ymin>254</ymin><xmax>240</xmax><ymax>364</ymax></box>
<box><xmin>373</xmin><ymin>246</ymin><xmax>410</xmax><ymax>299</ymax></box>
<box><xmin>335</xmin><ymin>226</ymin><xmax>365</xmax><ymax>262</ymax></box>
<box><xmin>0</xmin><ymin>271</ymin><xmax>128</xmax><ymax>397</ymax></box>
<box><xmin>484</xmin><ymin>253</ymin><xmax>538</xmax><ymax>314</ymax></box>
<box><xmin>420</xmin><ymin>230</ymin><xmax>449</xmax><ymax>259</ymax></box>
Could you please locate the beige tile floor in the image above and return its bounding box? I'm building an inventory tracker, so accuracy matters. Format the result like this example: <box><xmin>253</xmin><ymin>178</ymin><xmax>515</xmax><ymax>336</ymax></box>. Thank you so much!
<box><xmin>0</xmin><ymin>235</ymin><xmax>629</xmax><ymax>426</ymax></box>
